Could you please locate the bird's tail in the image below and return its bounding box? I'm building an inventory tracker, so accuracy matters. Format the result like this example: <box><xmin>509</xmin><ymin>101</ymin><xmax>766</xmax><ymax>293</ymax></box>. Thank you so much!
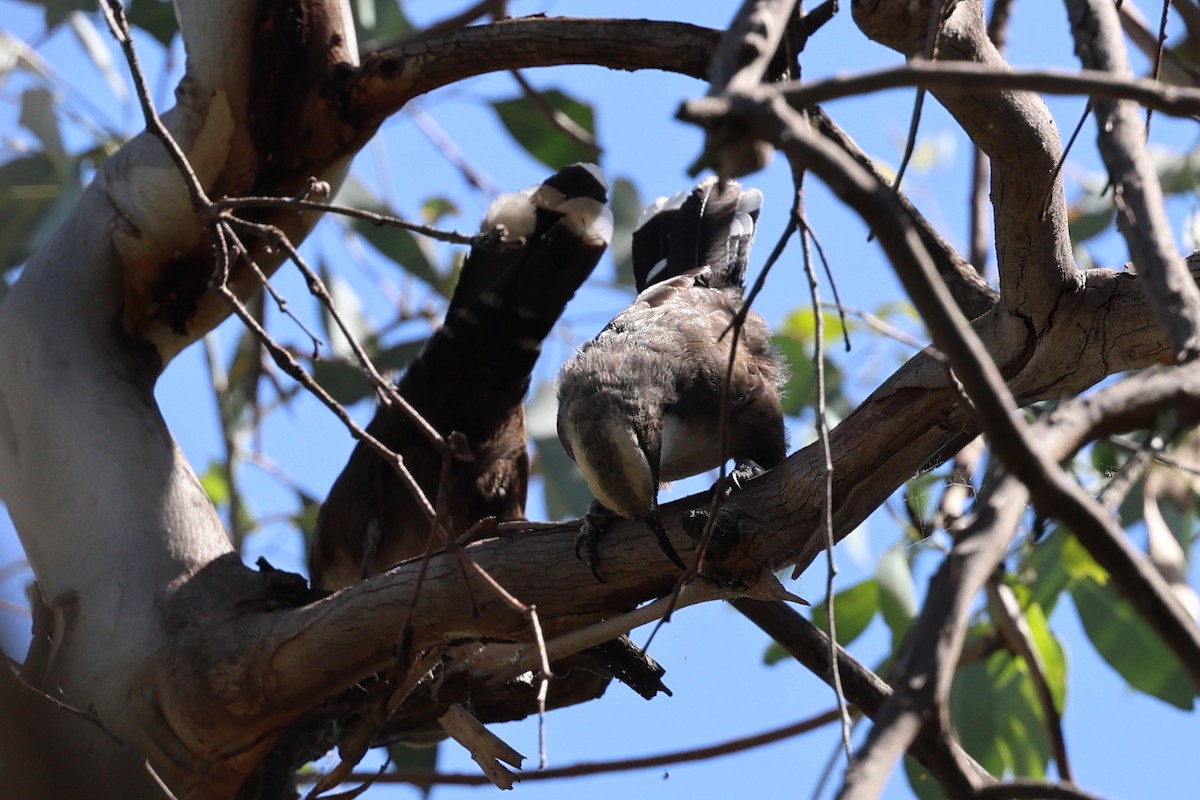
<box><xmin>630</xmin><ymin>176</ymin><xmax>762</xmax><ymax>292</ymax></box>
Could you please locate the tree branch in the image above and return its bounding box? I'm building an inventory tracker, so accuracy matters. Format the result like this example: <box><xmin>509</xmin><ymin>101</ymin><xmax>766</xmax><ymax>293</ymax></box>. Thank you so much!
<box><xmin>852</xmin><ymin>0</ymin><xmax>1076</xmax><ymax>361</ymax></box>
<box><xmin>348</xmin><ymin>17</ymin><xmax>721</xmax><ymax>124</ymax></box>
<box><xmin>1067</xmin><ymin>0</ymin><xmax>1200</xmax><ymax>362</ymax></box>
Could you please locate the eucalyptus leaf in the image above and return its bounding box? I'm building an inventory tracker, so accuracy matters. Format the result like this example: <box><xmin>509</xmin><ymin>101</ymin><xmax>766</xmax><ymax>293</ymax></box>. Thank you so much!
<box><xmin>949</xmin><ymin>647</ymin><xmax>1051</xmax><ymax>780</ymax></box>
<box><xmin>536</xmin><ymin>436</ymin><xmax>592</xmax><ymax>522</ymax></box>
<box><xmin>0</xmin><ymin>153</ymin><xmax>78</xmax><ymax>270</ymax></box>
<box><xmin>332</xmin><ymin>176</ymin><xmax>443</xmax><ymax>292</ymax></box>
<box><xmin>1071</xmin><ymin>577</ymin><xmax>1195</xmax><ymax>710</ymax></box>
<box><xmin>19</xmin><ymin>88</ymin><xmax>65</xmax><ymax>164</ymax></box>
<box><xmin>388</xmin><ymin>740</ymin><xmax>438</xmax><ymax>798</ymax></box>
<box><xmin>876</xmin><ymin>545</ymin><xmax>917</xmax><ymax>650</ymax></box>
<box><xmin>311</xmin><ymin>337</ymin><xmax>426</xmax><ymax>406</ymax></box>
<box><xmin>609</xmin><ymin>177</ymin><xmax>642</xmax><ymax>286</ymax></box>
<box><xmin>126</xmin><ymin>0</ymin><xmax>180</xmax><ymax>47</ymax></box>
<box><xmin>808</xmin><ymin>578</ymin><xmax>879</xmax><ymax>649</ymax></box>
<box><xmin>68</xmin><ymin>11</ymin><xmax>129</xmax><ymax>104</ymax></box>
<box><xmin>491</xmin><ymin>89</ymin><xmax>598</xmax><ymax>170</ymax></box>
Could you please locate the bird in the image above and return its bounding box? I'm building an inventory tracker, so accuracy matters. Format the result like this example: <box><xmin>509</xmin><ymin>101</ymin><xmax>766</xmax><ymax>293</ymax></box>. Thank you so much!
<box><xmin>311</xmin><ymin>163</ymin><xmax>613</xmax><ymax>590</ymax></box>
<box><xmin>555</xmin><ymin>177</ymin><xmax>787</xmax><ymax>579</ymax></box>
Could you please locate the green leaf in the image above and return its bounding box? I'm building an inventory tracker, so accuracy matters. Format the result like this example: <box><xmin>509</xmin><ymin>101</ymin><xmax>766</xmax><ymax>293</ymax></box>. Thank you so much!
<box><xmin>808</xmin><ymin>579</ymin><xmax>879</xmax><ymax>648</ymax></box>
<box><xmin>312</xmin><ymin>337</ymin><xmax>426</xmax><ymax>406</ymax></box>
<box><xmin>199</xmin><ymin>461</ymin><xmax>231</xmax><ymax>507</ymax></box>
<box><xmin>527</xmin><ymin>383</ymin><xmax>593</xmax><ymax>519</ymax></box>
<box><xmin>67</xmin><ymin>11</ymin><xmax>129</xmax><ymax>104</ymax></box>
<box><xmin>1022</xmin><ymin>600</ymin><xmax>1067</xmax><ymax>714</ymax></box>
<box><xmin>491</xmin><ymin>89</ymin><xmax>599</xmax><ymax>170</ymax></box>
<box><xmin>125</xmin><ymin>0</ymin><xmax>180</xmax><ymax>47</ymax></box>
<box><xmin>536</xmin><ymin>436</ymin><xmax>593</xmax><ymax>521</ymax></box>
<box><xmin>354</xmin><ymin>0</ymin><xmax>414</xmax><ymax>51</ymax></box>
<box><xmin>772</xmin><ymin>307</ymin><xmax>854</xmax><ymax>419</ymax></box>
<box><xmin>36</xmin><ymin>0</ymin><xmax>92</xmax><ymax>28</ymax></box>
<box><xmin>903</xmin><ymin>470</ymin><xmax>942</xmax><ymax>535</ymax></box>
<box><xmin>0</xmin><ymin>153</ymin><xmax>79</xmax><ymax>270</ymax></box>
<box><xmin>609</xmin><ymin>177</ymin><xmax>642</xmax><ymax>287</ymax></box>
<box><xmin>876</xmin><ymin>545</ymin><xmax>917</xmax><ymax>649</ymax></box>
<box><xmin>1071</xmin><ymin>576</ymin><xmax>1195</xmax><ymax>710</ymax></box>
<box><xmin>419</xmin><ymin>196</ymin><xmax>459</xmax><ymax>225</ymax></box>
<box><xmin>903</xmin><ymin>755</ymin><xmax>942</xmax><ymax>800</ymax></box>
<box><xmin>332</xmin><ymin>176</ymin><xmax>444</xmax><ymax>293</ymax></box>
<box><xmin>318</xmin><ymin>264</ymin><xmax>372</xmax><ymax>359</ymax></box>
<box><xmin>292</xmin><ymin>491</ymin><xmax>322</xmax><ymax>554</ymax></box>
<box><xmin>949</xmin><ymin>648</ymin><xmax>1051</xmax><ymax>779</ymax></box>
<box><xmin>387</xmin><ymin>740</ymin><xmax>439</xmax><ymax>797</ymax></box>
<box><xmin>19</xmin><ymin>88</ymin><xmax>65</xmax><ymax>165</ymax></box>
<box><xmin>1067</xmin><ymin>189</ymin><xmax>1115</xmax><ymax>245</ymax></box>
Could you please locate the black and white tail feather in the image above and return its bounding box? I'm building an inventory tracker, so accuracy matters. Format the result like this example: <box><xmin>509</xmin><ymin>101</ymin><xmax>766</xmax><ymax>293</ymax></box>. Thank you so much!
<box><xmin>631</xmin><ymin>177</ymin><xmax>763</xmax><ymax>292</ymax></box>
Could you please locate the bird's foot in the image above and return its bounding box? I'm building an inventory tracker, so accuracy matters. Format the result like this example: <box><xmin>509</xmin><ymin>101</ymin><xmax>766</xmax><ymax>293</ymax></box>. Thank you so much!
<box><xmin>722</xmin><ymin>460</ymin><xmax>767</xmax><ymax>496</ymax></box>
<box><xmin>576</xmin><ymin>501</ymin><xmax>617</xmax><ymax>582</ymax></box>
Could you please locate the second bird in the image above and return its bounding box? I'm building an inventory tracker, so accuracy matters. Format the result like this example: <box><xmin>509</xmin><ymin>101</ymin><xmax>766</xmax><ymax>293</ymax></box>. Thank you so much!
<box><xmin>556</xmin><ymin>177</ymin><xmax>788</xmax><ymax>579</ymax></box>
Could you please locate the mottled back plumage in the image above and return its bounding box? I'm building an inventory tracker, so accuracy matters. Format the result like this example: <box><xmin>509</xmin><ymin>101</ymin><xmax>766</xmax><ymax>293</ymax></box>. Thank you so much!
<box><xmin>556</xmin><ymin>177</ymin><xmax>786</xmax><ymax>578</ymax></box>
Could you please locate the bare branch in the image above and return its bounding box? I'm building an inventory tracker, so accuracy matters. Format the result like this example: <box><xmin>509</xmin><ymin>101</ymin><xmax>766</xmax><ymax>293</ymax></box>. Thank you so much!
<box><xmin>350</xmin><ymin>18</ymin><xmax>721</xmax><ymax>123</ymax></box>
<box><xmin>733</xmin><ymin>600</ymin><xmax>990</xmax><ymax>797</ymax></box>
<box><xmin>1067</xmin><ymin>0</ymin><xmax>1200</xmax><ymax>362</ymax></box>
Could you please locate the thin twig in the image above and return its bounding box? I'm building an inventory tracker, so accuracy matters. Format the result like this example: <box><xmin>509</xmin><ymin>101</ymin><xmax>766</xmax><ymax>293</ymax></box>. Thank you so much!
<box><xmin>212</xmin><ymin>195</ymin><xmax>487</xmax><ymax>246</ymax></box>
<box><xmin>888</xmin><ymin>0</ymin><xmax>948</xmax><ymax>194</ymax></box>
<box><xmin>100</xmin><ymin>0</ymin><xmax>446</xmax><ymax>529</ymax></box>
<box><xmin>1142</xmin><ymin>0</ymin><xmax>1171</xmax><ymax>135</ymax></box>
<box><xmin>795</xmin><ymin>169</ymin><xmax>853</xmax><ymax>761</ymax></box>
<box><xmin>343</xmin><ymin>707</ymin><xmax>842</xmax><ymax>785</ymax></box>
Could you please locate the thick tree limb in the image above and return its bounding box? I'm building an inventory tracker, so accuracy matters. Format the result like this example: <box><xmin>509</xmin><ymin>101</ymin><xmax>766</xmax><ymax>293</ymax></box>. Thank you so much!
<box><xmin>348</xmin><ymin>17</ymin><xmax>721</xmax><ymax>124</ymax></box>
<box><xmin>853</xmin><ymin>0</ymin><xmax>1077</xmax><ymax>363</ymax></box>
<box><xmin>1067</xmin><ymin>0</ymin><xmax>1200</xmax><ymax>362</ymax></box>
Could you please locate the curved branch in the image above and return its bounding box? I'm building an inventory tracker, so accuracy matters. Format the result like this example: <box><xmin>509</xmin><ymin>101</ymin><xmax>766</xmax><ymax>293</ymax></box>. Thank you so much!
<box><xmin>1067</xmin><ymin>0</ymin><xmax>1200</xmax><ymax>362</ymax></box>
<box><xmin>348</xmin><ymin>17</ymin><xmax>721</xmax><ymax>124</ymax></box>
<box><xmin>852</xmin><ymin>0</ymin><xmax>1077</xmax><ymax>358</ymax></box>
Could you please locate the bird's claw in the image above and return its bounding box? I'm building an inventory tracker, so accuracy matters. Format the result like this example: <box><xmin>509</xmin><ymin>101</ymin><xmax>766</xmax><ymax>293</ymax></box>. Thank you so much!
<box><xmin>720</xmin><ymin>460</ymin><xmax>766</xmax><ymax>498</ymax></box>
<box><xmin>576</xmin><ymin>501</ymin><xmax>615</xmax><ymax>581</ymax></box>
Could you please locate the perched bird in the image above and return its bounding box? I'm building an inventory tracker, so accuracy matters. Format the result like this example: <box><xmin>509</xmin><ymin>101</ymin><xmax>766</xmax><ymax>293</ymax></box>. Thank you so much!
<box><xmin>556</xmin><ymin>177</ymin><xmax>787</xmax><ymax>578</ymax></box>
<box><xmin>312</xmin><ymin>163</ymin><xmax>613</xmax><ymax>590</ymax></box>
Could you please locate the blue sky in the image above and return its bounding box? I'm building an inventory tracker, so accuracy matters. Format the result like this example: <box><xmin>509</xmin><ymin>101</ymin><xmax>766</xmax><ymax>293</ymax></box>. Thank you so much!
<box><xmin>1</xmin><ymin>1</ymin><xmax>1199</xmax><ymax>798</ymax></box>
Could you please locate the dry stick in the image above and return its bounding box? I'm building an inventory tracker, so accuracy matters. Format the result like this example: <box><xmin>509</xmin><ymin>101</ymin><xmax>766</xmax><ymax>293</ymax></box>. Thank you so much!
<box><xmin>794</xmin><ymin>171</ymin><xmax>853</xmax><ymax>762</ymax></box>
<box><xmin>202</xmin><ymin>333</ymin><xmax>250</xmax><ymax>549</ymax></box>
<box><xmin>212</xmin><ymin>196</ymin><xmax>487</xmax><ymax>246</ymax></box>
<box><xmin>793</xmin><ymin>207</ymin><xmax>851</xmax><ymax>351</ymax></box>
<box><xmin>986</xmin><ymin>577</ymin><xmax>1073</xmax><ymax>783</ymax></box>
<box><xmin>839</xmin><ymin>470</ymin><xmax>1030</xmax><ymax>800</ymax></box>
<box><xmin>1039</xmin><ymin>98</ymin><xmax>1093</xmax><ymax>222</ymax></box>
<box><xmin>707</xmin><ymin>0</ymin><xmax>800</xmax><ymax>95</ymax></box>
<box><xmin>343</xmin><ymin>707</ymin><xmax>842</xmax><ymax>786</ymax></box>
<box><xmin>1069</xmin><ymin>0</ymin><xmax>1200</xmax><ymax>363</ymax></box>
<box><xmin>889</xmin><ymin>0</ymin><xmax>950</xmax><ymax>195</ymax></box>
<box><xmin>1142</xmin><ymin>0</ymin><xmax>1172</xmax><ymax>135</ymax></box>
<box><xmin>1107</xmin><ymin>434</ymin><xmax>1200</xmax><ymax>477</ymax></box>
<box><xmin>817</xmin><ymin>301</ymin><xmax>927</xmax><ymax>351</ymax></box>
<box><xmin>407</xmin><ymin>106</ymin><xmax>500</xmax><ymax>198</ymax></box>
<box><xmin>968</xmin><ymin>0</ymin><xmax>1015</xmax><ymax>271</ymax></box>
<box><xmin>777</xmin><ymin>60</ymin><xmax>1200</xmax><ymax>117</ymax></box>
<box><xmin>227</xmin><ymin>216</ymin><xmax>458</xmax><ymax>455</ymax></box>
